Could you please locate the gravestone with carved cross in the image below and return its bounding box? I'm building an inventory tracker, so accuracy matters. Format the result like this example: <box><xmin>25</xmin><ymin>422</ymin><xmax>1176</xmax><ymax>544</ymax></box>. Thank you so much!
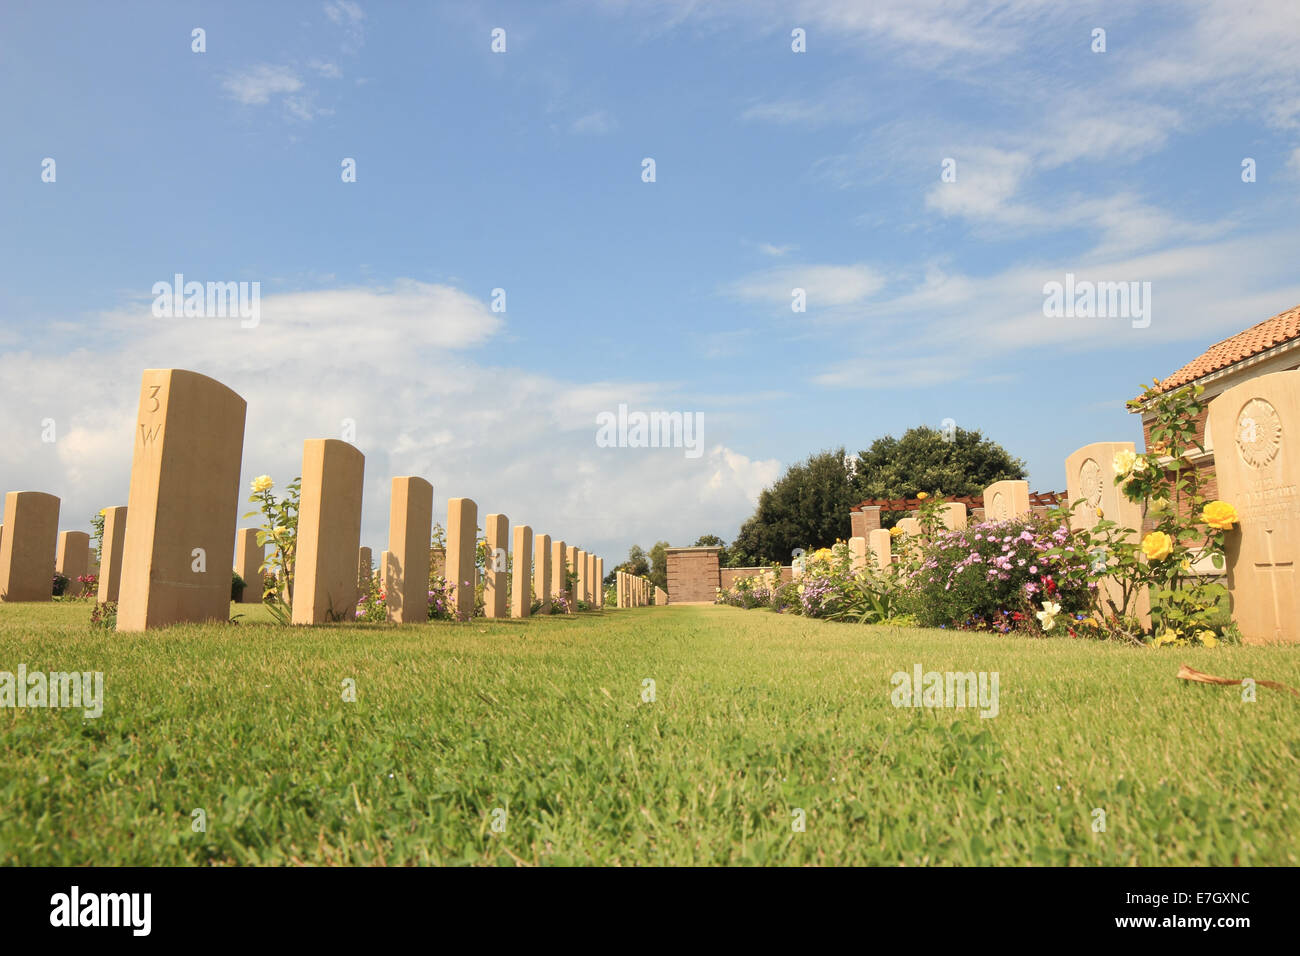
<box><xmin>1207</xmin><ymin>370</ymin><xmax>1300</xmax><ymax>644</ymax></box>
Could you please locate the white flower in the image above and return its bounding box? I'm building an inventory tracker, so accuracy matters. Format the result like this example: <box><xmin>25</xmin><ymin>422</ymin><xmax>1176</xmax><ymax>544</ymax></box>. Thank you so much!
<box><xmin>1036</xmin><ymin>600</ymin><xmax>1062</xmax><ymax>632</ymax></box>
<box><xmin>1112</xmin><ymin>450</ymin><xmax>1136</xmax><ymax>476</ymax></box>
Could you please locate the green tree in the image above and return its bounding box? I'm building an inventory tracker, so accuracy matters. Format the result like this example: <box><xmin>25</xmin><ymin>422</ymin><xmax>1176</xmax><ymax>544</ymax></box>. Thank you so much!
<box><xmin>851</xmin><ymin>426</ymin><xmax>1026</xmax><ymax>514</ymax></box>
<box><xmin>730</xmin><ymin>448</ymin><xmax>857</xmax><ymax>564</ymax></box>
<box><xmin>689</xmin><ymin>534</ymin><xmax>731</xmax><ymax>568</ymax></box>
<box><xmin>614</xmin><ymin>544</ymin><xmax>651</xmax><ymax>578</ymax></box>
<box><xmin>648</xmin><ymin>540</ymin><xmax>670</xmax><ymax>592</ymax></box>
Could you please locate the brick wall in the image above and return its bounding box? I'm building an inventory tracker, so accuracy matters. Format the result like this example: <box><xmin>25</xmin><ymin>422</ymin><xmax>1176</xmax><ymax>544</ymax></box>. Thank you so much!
<box><xmin>665</xmin><ymin>547</ymin><xmax>721</xmax><ymax>603</ymax></box>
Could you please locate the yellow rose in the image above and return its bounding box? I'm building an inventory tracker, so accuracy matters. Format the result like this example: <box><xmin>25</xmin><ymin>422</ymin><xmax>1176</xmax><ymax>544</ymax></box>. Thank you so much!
<box><xmin>1197</xmin><ymin>630</ymin><xmax>1219</xmax><ymax>647</ymax></box>
<box><xmin>1095</xmin><ymin>507</ymin><xmax>1104</xmax><ymax>519</ymax></box>
<box><xmin>889</xmin><ymin>526</ymin><xmax>904</xmax><ymax>537</ymax></box>
<box><xmin>916</xmin><ymin>491</ymin><xmax>929</xmax><ymax>500</ymax></box>
<box><xmin>1141</xmin><ymin>531</ymin><xmax>1173</xmax><ymax>562</ymax></box>
<box><xmin>1201</xmin><ymin>500</ymin><xmax>1239</xmax><ymax>530</ymax></box>
<box><xmin>251</xmin><ymin>475</ymin><xmax>274</xmax><ymax>493</ymax></box>
<box><xmin>1113</xmin><ymin>449</ymin><xmax>1137</xmax><ymax>476</ymax></box>
<box><xmin>1132</xmin><ymin>456</ymin><xmax>1148</xmax><ymax>474</ymax></box>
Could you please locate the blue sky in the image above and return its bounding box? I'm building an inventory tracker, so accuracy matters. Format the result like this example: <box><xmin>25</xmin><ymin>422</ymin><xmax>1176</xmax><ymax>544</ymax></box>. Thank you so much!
<box><xmin>2</xmin><ymin>0</ymin><xmax>1299</xmax><ymax>562</ymax></box>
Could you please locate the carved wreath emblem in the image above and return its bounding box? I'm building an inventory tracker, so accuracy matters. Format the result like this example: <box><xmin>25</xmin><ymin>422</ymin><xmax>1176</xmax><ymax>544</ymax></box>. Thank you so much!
<box><xmin>1236</xmin><ymin>398</ymin><xmax>1281</xmax><ymax>469</ymax></box>
<box><xmin>1079</xmin><ymin>458</ymin><xmax>1104</xmax><ymax>507</ymax></box>
<box><xmin>990</xmin><ymin>491</ymin><xmax>1006</xmax><ymax>519</ymax></box>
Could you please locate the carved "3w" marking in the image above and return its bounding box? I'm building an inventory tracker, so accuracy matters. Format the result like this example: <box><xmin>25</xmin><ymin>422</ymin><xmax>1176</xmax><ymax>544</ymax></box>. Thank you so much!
<box><xmin>139</xmin><ymin>423</ymin><xmax>163</xmax><ymax>446</ymax></box>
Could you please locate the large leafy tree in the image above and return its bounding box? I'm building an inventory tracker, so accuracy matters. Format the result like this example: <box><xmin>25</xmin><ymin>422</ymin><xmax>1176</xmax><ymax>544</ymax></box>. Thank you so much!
<box><xmin>727</xmin><ymin>428</ymin><xmax>1026</xmax><ymax>563</ymax></box>
<box><xmin>851</xmin><ymin>425</ymin><xmax>1026</xmax><ymax>501</ymax></box>
<box><xmin>730</xmin><ymin>448</ymin><xmax>857</xmax><ymax>564</ymax></box>
<box><xmin>647</xmin><ymin>540</ymin><xmax>670</xmax><ymax>592</ymax></box>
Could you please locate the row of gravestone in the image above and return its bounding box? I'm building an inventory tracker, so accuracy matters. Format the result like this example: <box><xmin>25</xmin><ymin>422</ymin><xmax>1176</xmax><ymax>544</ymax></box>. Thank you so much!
<box><xmin>0</xmin><ymin>369</ymin><xmax>607</xmax><ymax>629</ymax></box>
<box><xmin>837</xmin><ymin>369</ymin><xmax>1298</xmax><ymax>645</ymax></box>
<box><xmin>615</xmin><ymin>570</ymin><xmax>661</xmax><ymax>607</ymax></box>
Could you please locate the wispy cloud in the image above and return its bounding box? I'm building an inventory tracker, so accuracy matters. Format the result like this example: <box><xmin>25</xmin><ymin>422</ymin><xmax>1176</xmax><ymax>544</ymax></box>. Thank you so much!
<box><xmin>571</xmin><ymin>110</ymin><xmax>616</xmax><ymax>134</ymax></box>
<box><xmin>324</xmin><ymin>0</ymin><xmax>366</xmax><ymax>50</ymax></box>
<box><xmin>222</xmin><ymin>65</ymin><xmax>303</xmax><ymax>106</ymax></box>
<box><xmin>725</xmin><ymin>263</ymin><xmax>884</xmax><ymax>309</ymax></box>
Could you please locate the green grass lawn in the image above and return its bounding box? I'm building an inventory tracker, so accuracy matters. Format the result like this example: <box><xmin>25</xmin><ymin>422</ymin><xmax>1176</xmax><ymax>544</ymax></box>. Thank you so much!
<box><xmin>1</xmin><ymin>600</ymin><xmax>1297</xmax><ymax>865</ymax></box>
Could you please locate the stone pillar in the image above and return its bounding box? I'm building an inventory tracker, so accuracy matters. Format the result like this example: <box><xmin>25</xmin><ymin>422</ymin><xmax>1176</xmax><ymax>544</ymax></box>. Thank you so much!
<box><xmin>57</xmin><ymin>531</ymin><xmax>91</xmax><ymax>596</ymax></box>
<box><xmin>234</xmin><ymin>528</ymin><xmax>264</xmax><ymax>604</ymax></box>
<box><xmin>596</xmin><ymin>557</ymin><xmax>604</xmax><ymax>607</ymax></box>
<box><xmin>446</xmin><ymin>497</ymin><xmax>478</xmax><ymax>622</ymax></box>
<box><xmin>292</xmin><ymin>439</ymin><xmax>365</xmax><ymax>625</ymax></box>
<box><xmin>533</xmin><ymin>533</ymin><xmax>551</xmax><ymax>613</ymax></box>
<box><xmin>849</xmin><ymin>536</ymin><xmax>868</xmax><ymax>573</ymax></box>
<box><xmin>869</xmin><ymin>528</ymin><xmax>892</xmax><ymax>571</ymax></box>
<box><xmin>379</xmin><ymin>549</ymin><xmax>392</xmax><ymax>600</ymax></box>
<box><xmin>655</xmin><ymin>585</ymin><xmax>668</xmax><ymax>605</ymax></box>
<box><xmin>551</xmin><ymin>539</ymin><xmax>567</xmax><ymax>612</ymax></box>
<box><xmin>387</xmin><ymin>477</ymin><xmax>433</xmax><ymax>624</ymax></box>
<box><xmin>573</xmin><ymin>547</ymin><xmax>586</xmax><ymax>607</ymax></box>
<box><xmin>1</xmin><ymin>492</ymin><xmax>60</xmax><ymax>603</ymax></box>
<box><xmin>98</xmin><ymin>506</ymin><xmax>128</xmax><ymax>604</ymax></box>
<box><xmin>117</xmin><ymin>370</ymin><xmax>246</xmax><ymax>631</ymax></box>
<box><xmin>859</xmin><ymin>506</ymin><xmax>882</xmax><ymax>533</ymax></box>
<box><xmin>482</xmin><ymin>512</ymin><xmax>509</xmax><ymax>619</ymax></box>
<box><xmin>511</xmin><ymin>524</ymin><xmax>532</xmax><ymax>618</ymax></box>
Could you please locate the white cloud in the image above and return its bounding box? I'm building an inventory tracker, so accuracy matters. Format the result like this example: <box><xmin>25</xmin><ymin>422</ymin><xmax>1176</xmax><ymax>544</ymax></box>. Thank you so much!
<box><xmin>804</xmin><ymin>233</ymin><xmax>1300</xmax><ymax>389</ymax></box>
<box><xmin>221</xmin><ymin>65</ymin><xmax>303</xmax><ymax>106</ymax></box>
<box><xmin>571</xmin><ymin>110</ymin><xmax>616</xmax><ymax>134</ymax></box>
<box><xmin>1</xmin><ymin>281</ymin><xmax>774</xmax><ymax>564</ymax></box>
<box><xmin>725</xmin><ymin>263</ymin><xmax>884</xmax><ymax>309</ymax></box>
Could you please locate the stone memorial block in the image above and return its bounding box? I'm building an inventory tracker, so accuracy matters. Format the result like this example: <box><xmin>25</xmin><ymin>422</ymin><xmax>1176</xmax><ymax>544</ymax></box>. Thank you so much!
<box><xmin>387</xmin><ymin>477</ymin><xmax>433</xmax><ymax>624</ymax></box>
<box><xmin>573</xmin><ymin>548</ymin><xmax>586</xmax><ymax>606</ymax></box>
<box><xmin>1207</xmin><ymin>371</ymin><xmax>1300</xmax><ymax>644</ymax></box>
<box><xmin>534</xmin><ymin>533</ymin><xmax>551</xmax><ymax>613</ymax></box>
<box><xmin>895</xmin><ymin>517</ymin><xmax>920</xmax><ymax>537</ymax></box>
<box><xmin>482</xmin><ymin>512</ymin><xmax>509</xmax><ymax>619</ymax></box>
<box><xmin>511</xmin><ymin>524</ymin><xmax>532</xmax><ymax>618</ymax></box>
<box><xmin>234</xmin><ymin>528</ymin><xmax>264</xmax><ymax>604</ymax></box>
<box><xmin>97</xmin><ymin>506</ymin><xmax>128</xmax><ymax>604</ymax></box>
<box><xmin>982</xmin><ymin>480</ymin><xmax>1030</xmax><ymax>522</ymax></box>
<box><xmin>446</xmin><ymin>497</ymin><xmax>478</xmax><ymax>622</ymax></box>
<box><xmin>380</xmin><ymin>549</ymin><xmax>393</xmax><ymax>597</ymax></box>
<box><xmin>57</xmin><ymin>531</ymin><xmax>91</xmax><ymax>596</ymax></box>
<box><xmin>1065</xmin><ymin>441</ymin><xmax>1150</xmax><ymax>625</ymax></box>
<box><xmin>869</xmin><ymin>528</ymin><xmax>892</xmax><ymax>571</ymax></box>
<box><xmin>849</xmin><ymin>536</ymin><xmax>868</xmax><ymax>573</ymax></box>
<box><xmin>586</xmin><ymin>553</ymin><xmax>596</xmax><ymax>604</ymax></box>
<box><xmin>597</xmin><ymin>557</ymin><xmax>604</xmax><ymax>607</ymax></box>
<box><xmin>117</xmin><ymin>370</ymin><xmax>246</xmax><ymax>631</ymax></box>
<box><xmin>292</xmin><ymin>439</ymin><xmax>365</xmax><ymax>625</ymax></box>
<box><xmin>656</xmin><ymin>585</ymin><xmax>667</xmax><ymax>605</ymax></box>
<box><xmin>551</xmin><ymin>539</ymin><xmax>567</xmax><ymax>611</ymax></box>
<box><xmin>939</xmin><ymin>502</ymin><xmax>967</xmax><ymax>531</ymax></box>
<box><xmin>1</xmin><ymin>492</ymin><xmax>60</xmax><ymax>602</ymax></box>
<box><xmin>357</xmin><ymin>546</ymin><xmax>372</xmax><ymax>602</ymax></box>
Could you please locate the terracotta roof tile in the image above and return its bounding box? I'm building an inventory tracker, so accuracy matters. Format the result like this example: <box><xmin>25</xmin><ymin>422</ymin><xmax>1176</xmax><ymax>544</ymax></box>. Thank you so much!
<box><xmin>1151</xmin><ymin>302</ymin><xmax>1300</xmax><ymax>394</ymax></box>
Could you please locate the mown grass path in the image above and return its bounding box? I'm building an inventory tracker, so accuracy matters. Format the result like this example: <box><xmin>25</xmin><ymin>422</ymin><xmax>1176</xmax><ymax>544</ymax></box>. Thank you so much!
<box><xmin>1</xmin><ymin>602</ymin><xmax>1296</xmax><ymax>865</ymax></box>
